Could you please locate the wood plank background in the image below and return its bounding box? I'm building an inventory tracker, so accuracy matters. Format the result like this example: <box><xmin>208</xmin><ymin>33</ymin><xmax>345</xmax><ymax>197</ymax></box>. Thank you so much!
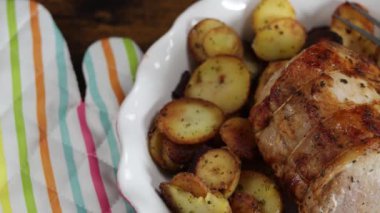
<box><xmin>35</xmin><ymin>0</ymin><xmax>197</xmax><ymax>96</ymax></box>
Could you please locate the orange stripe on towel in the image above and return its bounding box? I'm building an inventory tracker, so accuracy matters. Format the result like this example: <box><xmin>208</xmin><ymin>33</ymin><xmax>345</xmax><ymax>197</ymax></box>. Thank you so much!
<box><xmin>101</xmin><ymin>39</ymin><xmax>125</xmax><ymax>105</ymax></box>
<box><xmin>30</xmin><ymin>2</ymin><xmax>62</xmax><ymax>212</ymax></box>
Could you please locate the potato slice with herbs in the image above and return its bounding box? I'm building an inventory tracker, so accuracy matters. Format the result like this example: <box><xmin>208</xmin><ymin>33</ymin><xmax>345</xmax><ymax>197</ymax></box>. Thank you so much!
<box><xmin>220</xmin><ymin>117</ymin><xmax>256</xmax><ymax>160</ymax></box>
<box><xmin>203</xmin><ymin>26</ymin><xmax>243</xmax><ymax>59</ymax></box>
<box><xmin>195</xmin><ymin>148</ymin><xmax>241</xmax><ymax>197</ymax></box>
<box><xmin>230</xmin><ymin>192</ymin><xmax>262</xmax><ymax>213</ymax></box>
<box><xmin>236</xmin><ymin>171</ymin><xmax>283</xmax><ymax>213</ymax></box>
<box><xmin>170</xmin><ymin>172</ymin><xmax>209</xmax><ymax>197</ymax></box>
<box><xmin>157</xmin><ymin>98</ymin><xmax>224</xmax><ymax>145</ymax></box>
<box><xmin>160</xmin><ymin>183</ymin><xmax>232</xmax><ymax>213</ymax></box>
<box><xmin>331</xmin><ymin>2</ymin><xmax>377</xmax><ymax>60</ymax></box>
<box><xmin>188</xmin><ymin>18</ymin><xmax>226</xmax><ymax>62</ymax></box>
<box><xmin>252</xmin><ymin>18</ymin><xmax>306</xmax><ymax>61</ymax></box>
<box><xmin>185</xmin><ymin>56</ymin><xmax>251</xmax><ymax>114</ymax></box>
<box><xmin>251</xmin><ymin>0</ymin><xmax>296</xmax><ymax>32</ymax></box>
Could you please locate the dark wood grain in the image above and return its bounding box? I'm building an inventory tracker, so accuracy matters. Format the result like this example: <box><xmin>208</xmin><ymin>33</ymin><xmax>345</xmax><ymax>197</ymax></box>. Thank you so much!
<box><xmin>35</xmin><ymin>0</ymin><xmax>197</xmax><ymax>97</ymax></box>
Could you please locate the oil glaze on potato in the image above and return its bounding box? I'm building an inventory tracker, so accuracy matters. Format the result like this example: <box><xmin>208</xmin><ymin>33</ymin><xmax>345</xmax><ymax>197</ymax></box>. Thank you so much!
<box><xmin>157</xmin><ymin>98</ymin><xmax>224</xmax><ymax>145</ymax></box>
<box><xmin>195</xmin><ymin>148</ymin><xmax>241</xmax><ymax>197</ymax></box>
<box><xmin>188</xmin><ymin>18</ymin><xmax>225</xmax><ymax>63</ymax></box>
<box><xmin>170</xmin><ymin>172</ymin><xmax>209</xmax><ymax>197</ymax></box>
<box><xmin>185</xmin><ymin>56</ymin><xmax>251</xmax><ymax>114</ymax></box>
<box><xmin>331</xmin><ymin>2</ymin><xmax>377</xmax><ymax>60</ymax></box>
<box><xmin>251</xmin><ymin>0</ymin><xmax>296</xmax><ymax>32</ymax></box>
<box><xmin>236</xmin><ymin>171</ymin><xmax>283</xmax><ymax>213</ymax></box>
<box><xmin>253</xmin><ymin>18</ymin><xmax>306</xmax><ymax>61</ymax></box>
<box><xmin>202</xmin><ymin>26</ymin><xmax>243</xmax><ymax>59</ymax></box>
<box><xmin>160</xmin><ymin>183</ymin><xmax>232</xmax><ymax>213</ymax></box>
<box><xmin>220</xmin><ymin>117</ymin><xmax>256</xmax><ymax>160</ymax></box>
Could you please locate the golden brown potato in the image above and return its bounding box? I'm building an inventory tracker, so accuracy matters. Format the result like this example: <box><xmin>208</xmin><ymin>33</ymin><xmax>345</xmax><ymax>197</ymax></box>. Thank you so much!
<box><xmin>230</xmin><ymin>192</ymin><xmax>262</xmax><ymax>213</ymax></box>
<box><xmin>161</xmin><ymin>141</ymin><xmax>183</xmax><ymax>171</ymax></box>
<box><xmin>162</xmin><ymin>138</ymin><xmax>198</xmax><ymax>164</ymax></box>
<box><xmin>251</xmin><ymin>0</ymin><xmax>296</xmax><ymax>32</ymax></box>
<box><xmin>203</xmin><ymin>26</ymin><xmax>243</xmax><ymax>59</ymax></box>
<box><xmin>254</xmin><ymin>60</ymin><xmax>288</xmax><ymax>103</ymax></box>
<box><xmin>148</xmin><ymin>128</ymin><xmax>182</xmax><ymax>171</ymax></box>
<box><xmin>185</xmin><ymin>56</ymin><xmax>251</xmax><ymax>114</ymax></box>
<box><xmin>220</xmin><ymin>117</ymin><xmax>256</xmax><ymax>160</ymax></box>
<box><xmin>157</xmin><ymin>98</ymin><xmax>224</xmax><ymax>145</ymax></box>
<box><xmin>188</xmin><ymin>18</ymin><xmax>225</xmax><ymax>62</ymax></box>
<box><xmin>148</xmin><ymin>128</ymin><xmax>167</xmax><ymax>169</ymax></box>
<box><xmin>170</xmin><ymin>172</ymin><xmax>209</xmax><ymax>198</ymax></box>
<box><xmin>160</xmin><ymin>183</ymin><xmax>232</xmax><ymax>213</ymax></box>
<box><xmin>195</xmin><ymin>148</ymin><xmax>241</xmax><ymax>197</ymax></box>
<box><xmin>331</xmin><ymin>2</ymin><xmax>377</xmax><ymax>59</ymax></box>
<box><xmin>236</xmin><ymin>171</ymin><xmax>283</xmax><ymax>213</ymax></box>
<box><xmin>252</xmin><ymin>18</ymin><xmax>306</xmax><ymax>61</ymax></box>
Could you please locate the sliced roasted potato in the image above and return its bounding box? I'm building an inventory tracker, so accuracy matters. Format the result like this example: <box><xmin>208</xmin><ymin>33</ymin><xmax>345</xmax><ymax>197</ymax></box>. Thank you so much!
<box><xmin>148</xmin><ymin>128</ymin><xmax>167</xmax><ymax>169</ymax></box>
<box><xmin>331</xmin><ymin>2</ymin><xmax>377</xmax><ymax>59</ymax></box>
<box><xmin>220</xmin><ymin>117</ymin><xmax>256</xmax><ymax>160</ymax></box>
<box><xmin>170</xmin><ymin>172</ymin><xmax>209</xmax><ymax>197</ymax></box>
<box><xmin>161</xmin><ymin>140</ymin><xmax>183</xmax><ymax>171</ymax></box>
<box><xmin>236</xmin><ymin>171</ymin><xmax>283</xmax><ymax>213</ymax></box>
<box><xmin>157</xmin><ymin>98</ymin><xmax>224</xmax><ymax>145</ymax></box>
<box><xmin>195</xmin><ymin>148</ymin><xmax>241</xmax><ymax>197</ymax></box>
<box><xmin>251</xmin><ymin>0</ymin><xmax>296</xmax><ymax>32</ymax></box>
<box><xmin>230</xmin><ymin>192</ymin><xmax>261</xmax><ymax>213</ymax></box>
<box><xmin>160</xmin><ymin>183</ymin><xmax>232</xmax><ymax>213</ymax></box>
<box><xmin>252</xmin><ymin>18</ymin><xmax>306</xmax><ymax>61</ymax></box>
<box><xmin>162</xmin><ymin>139</ymin><xmax>198</xmax><ymax>164</ymax></box>
<box><xmin>203</xmin><ymin>26</ymin><xmax>243</xmax><ymax>59</ymax></box>
<box><xmin>188</xmin><ymin>18</ymin><xmax>226</xmax><ymax>62</ymax></box>
<box><xmin>254</xmin><ymin>60</ymin><xmax>288</xmax><ymax>103</ymax></box>
<box><xmin>148</xmin><ymin>128</ymin><xmax>182</xmax><ymax>171</ymax></box>
<box><xmin>185</xmin><ymin>56</ymin><xmax>251</xmax><ymax>114</ymax></box>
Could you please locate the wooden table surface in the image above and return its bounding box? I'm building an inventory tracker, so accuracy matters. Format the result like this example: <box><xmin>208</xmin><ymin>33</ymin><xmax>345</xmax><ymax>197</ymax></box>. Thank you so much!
<box><xmin>36</xmin><ymin>0</ymin><xmax>197</xmax><ymax>96</ymax></box>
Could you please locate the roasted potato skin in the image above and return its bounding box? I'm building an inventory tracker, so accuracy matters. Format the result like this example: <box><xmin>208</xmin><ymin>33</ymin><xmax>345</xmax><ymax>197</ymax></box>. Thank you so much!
<box><xmin>148</xmin><ymin>128</ymin><xmax>167</xmax><ymax>170</ymax></box>
<box><xmin>251</xmin><ymin>0</ymin><xmax>296</xmax><ymax>32</ymax></box>
<box><xmin>220</xmin><ymin>117</ymin><xmax>256</xmax><ymax>160</ymax></box>
<box><xmin>185</xmin><ymin>56</ymin><xmax>251</xmax><ymax>114</ymax></box>
<box><xmin>156</xmin><ymin>98</ymin><xmax>224</xmax><ymax>145</ymax></box>
<box><xmin>160</xmin><ymin>183</ymin><xmax>232</xmax><ymax>213</ymax></box>
<box><xmin>230</xmin><ymin>192</ymin><xmax>261</xmax><ymax>213</ymax></box>
<box><xmin>237</xmin><ymin>171</ymin><xmax>283</xmax><ymax>213</ymax></box>
<box><xmin>188</xmin><ymin>18</ymin><xmax>226</xmax><ymax>63</ymax></box>
<box><xmin>195</xmin><ymin>148</ymin><xmax>241</xmax><ymax>197</ymax></box>
<box><xmin>252</xmin><ymin>18</ymin><xmax>306</xmax><ymax>61</ymax></box>
<box><xmin>163</xmin><ymin>139</ymin><xmax>198</xmax><ymax>164</ymax></box>
<box><xmin>202</xmin><ymin>26</ymin><xmax>244</xmax><ymax>59</ymax></box>
<box><xmin>170</xmin><ymin>172</ymin><xmax>209</xmax><ymax>197</ymax></box>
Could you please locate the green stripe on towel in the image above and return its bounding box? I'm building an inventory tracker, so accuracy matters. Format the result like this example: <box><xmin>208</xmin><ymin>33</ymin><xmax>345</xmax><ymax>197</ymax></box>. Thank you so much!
<box><xmin>6</xmin><ymin>1</ymin><xmax>37</xmax><ymax>212</ymax></box>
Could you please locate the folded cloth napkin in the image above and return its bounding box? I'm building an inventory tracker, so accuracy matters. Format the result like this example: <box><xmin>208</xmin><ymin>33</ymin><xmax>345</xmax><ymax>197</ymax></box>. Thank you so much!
<box><xmin>0</xmin><ymin>1</ymin><xmax>142</xmax><ymax>212</ymax></box>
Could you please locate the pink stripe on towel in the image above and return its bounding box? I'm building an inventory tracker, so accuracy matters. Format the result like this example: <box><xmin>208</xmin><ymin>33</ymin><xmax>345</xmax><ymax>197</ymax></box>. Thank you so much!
<box><xmin>77</xmin><ymin>102</ymin><xmax>111</xmax><ymax>213</ymax></box>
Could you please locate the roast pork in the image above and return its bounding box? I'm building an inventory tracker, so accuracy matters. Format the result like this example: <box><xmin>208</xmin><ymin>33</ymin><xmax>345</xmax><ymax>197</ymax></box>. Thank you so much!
<box><xmin>250</xmin><ymin>41</ymin><xmax>380</xmax><ymax>212</ymax></box>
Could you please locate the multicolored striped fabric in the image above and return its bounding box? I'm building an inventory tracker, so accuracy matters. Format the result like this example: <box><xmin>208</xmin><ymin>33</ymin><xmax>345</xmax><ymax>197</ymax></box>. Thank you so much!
<box><xmin>0</xmin><ymin>1</ymin><xmax>142</xmax><ymax>212</ymax></box>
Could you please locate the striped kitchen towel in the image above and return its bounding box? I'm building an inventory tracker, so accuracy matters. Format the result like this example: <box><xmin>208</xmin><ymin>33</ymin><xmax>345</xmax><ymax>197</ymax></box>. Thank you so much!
<box><xmin>0</xmin><ymin>0</ymin><xmax>142</xmax><ymax>212</ymax></box>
